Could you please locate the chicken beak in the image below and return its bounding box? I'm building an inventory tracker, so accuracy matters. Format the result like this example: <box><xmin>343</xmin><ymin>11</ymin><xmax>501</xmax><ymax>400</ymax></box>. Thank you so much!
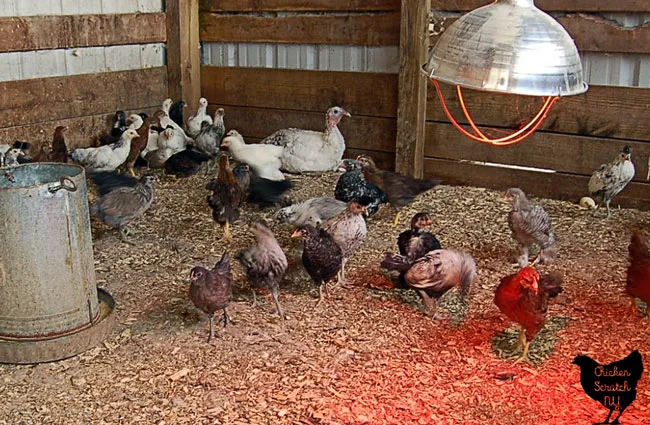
<box><xmin>362</xmin><ymin>207</ymin><xmax>369</xmax><ymax>217</ymax></box>
<box><xmin>344</xmin><ymin>112</ymin><xmax>352</xmax><ymax>118</ymax></box>
<box><xmin>290</xmin><ymin>229</ymin><xmax>302</xmax><ymax>238</ymax></box>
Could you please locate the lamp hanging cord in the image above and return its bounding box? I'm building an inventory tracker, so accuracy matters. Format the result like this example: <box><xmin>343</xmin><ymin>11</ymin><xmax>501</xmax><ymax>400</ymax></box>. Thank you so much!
<box><xmin>432</xmin><ymin>79</ymin><xmax>559</xmax><ymax>146</ymax></box>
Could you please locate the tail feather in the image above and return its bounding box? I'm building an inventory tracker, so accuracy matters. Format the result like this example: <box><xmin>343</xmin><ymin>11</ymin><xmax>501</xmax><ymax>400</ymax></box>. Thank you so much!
<box><xmin>87</xmin><ymin>171</ymin><xmax>137</xmax><ymax>196</ymax></box>
<box><xmin>214</xmin><ymin>251</ymin><xmax>231</xmax><ymax>276</ymax></box>
<box><xmin>629</xmin><ymin>230</ymin><xmax>650</xmax><ymax>261</ymax></box>
<box><xmin>380</xmin><ymin>252</ymin><xmax>413</xmax><ymax>273</ymax></box>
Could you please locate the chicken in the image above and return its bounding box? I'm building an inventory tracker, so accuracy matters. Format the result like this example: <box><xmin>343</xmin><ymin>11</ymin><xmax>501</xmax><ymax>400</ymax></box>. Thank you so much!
<box><xmin>588</xmin><ymin>145</ymin><xmax>635</xmax><ymax>218</ymax></box>
<box><xmin>275</xmin><ymin>197</ymin><xmax>347</xmax><ymax>227</ymax></box>
<box><xmin>187</xmin><ymin>97</ymin><xmax>213</xmax><ymax>138</ymax></box>
<box><xmin>494</xmin><ymin>266</ymin><xmax>563</xmax><ymax>363</ymax></box>
<box><xmin>1</xmin><ymin>148</ymin><xmax>25</xmax><ymax>168</ymax></box>
<box><xmin>226</xmin><ymin>164</ymin><xmax>293</xmax><ymax>208</ymax></box>
<box><xmin>111</xmin><ymin>110</ymin><xmax>128</xmax><ymax>137</ymax></box>
<box><xmin>335</xmin><ymin>159</ymin><xmax>388</xmax><ymax>216</ymax></box>
<box><xmin>90</xmin><ymin>174</ymin><xmax>155</xmax><ymax>244</ymax></box>
<box><xmin>0</xmin><ymin>144</ymin><xmax>10</xmax><ymax>165</ymax></box>
<box><xmin>589</xmin><ymin>146</ymin><xmax>635</xmax><ymax>218</ymax></box>
<box><xmin>158</xmin><ymin>99</ymin><xmax>193</xmax><ymax>144</ymax></box>
<box><xmin>259</xmin><ymin>106</ymin><xmax>351</xmax><ymax>173</ymax></box>
<box><xmin>70</xmin><ymin>129</ymin><xmax>138</xmax><ymax>171</ymax></box>
<box><xmin>207</xmin><ymin>153</ymin><xmax>244</xmax><ymax>242</ymax></box>
<box><xmin>169</xmin><ymin>100</ymin><xmax>186</xmax><ymax>129</ymax></box>
<box><xmin>144</xmin><ymin>146</ymin><xmax>174</xmax><ymax>169</ymax></box>
<box><xmin>291</xmin><ymin>225</ymin><xmax>343</xmax><ymax>307</ymax></box>
<box><xmin>87</xmin><ymin>170</ymin><xmax>138</xmax><ymax>197</ymax></box>
<box><xmin>220</xmin><ymin>130</ymin><xmax>285</xmax><ymax>181</ymax></box>
<box><xmin>189</xmin><ymin>251</ymin><xmax>233</xmax><ymax>342</ymax></box>
<box><xmin>356</xmin><ymin>155</ymin><xmax>440</xmax><ymax>226</ymax></box>
<box><xmin>49</xmin><ymin>126</ymin><xmax>69</xmax><ymax>163</ymax></box>
<box><xmin>394</xmin><ymin>212</ymin><xmax>442</xmax><ymax>288</ymax></box>
<box><xmin>381</xmin><ymin>249</ymin><xmax>476</xmax><ymax>319</ymax></box>
<box><xmin>505</xmin><ymin>188</ymin><xmax>556</xmax><ymax>267</ymax></box>
<box><xmin>194</xmin><ymin>121</ymin><xmax>223</xmax><ymax>171</ymax></box>
<box><xmin>572</xmin><ymin>350</ymin><xmax>643</xmax><ymax>425</ymax></box>
<box><xmin>322</xmin><ymin>200</ymin><xmax>368</xmax><ymax>286</ymax></box>
<box><xmin>236</xmin><ymin>222</ymin><xmax>288</xmax><ymax>318</ymax></box>
<box><xmin>626</xmin><ymin>230</ymin><xmax>650</xmax><ymax>329</ymax></box>
<box><xmin>164</xmin><ymin>149</ymin><xmax>210</xmax><ymax>178</ymax></box>
<box><xmin>232</xmin><ymin>164</ymin><xmax>251</xmax><ymax>197</ymax></box>
<box><xmin>155</xmin><ymin>118</ymin><xmax>187</xmax><ymax>154</ymax></box>
<box><xmin>118</xmin><ymin>117</ymin><xmax>152</xmax><ymax>177</ymax></box>
<box><xmin>126</xmin><ymin>113</ymin><xmax>144</xmax><ymax>131</ymax></box>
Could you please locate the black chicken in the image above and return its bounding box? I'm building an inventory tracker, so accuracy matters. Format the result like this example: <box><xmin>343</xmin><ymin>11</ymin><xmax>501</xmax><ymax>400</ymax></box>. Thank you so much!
<box><xmin>207</xmin><ymin>153</ymin><xmax>244</xmax><ymax>242</ymax></box>
<box><xmin>395</xmin><ymin>212</ymin><xmax>441</xmax><ymax>288</ymax></box>
<box><xmin>382</xmin><ymin>249</ymin><xmax>476</xmax><ymax>318</ymax></box>
<box><xmin>189</xmin><ymin>251</ymin><xmax>233</xmax><ymax>342</ymax></box>
<box><xmin>164</xmin><ymin>149</ymin><xmax>210</xmax><ymax>178</ymax></box>
<box><xmin>232</xmin><ymin>164</ymin><xmax>251</xmax><ymax>197</ymax></box>
<box><xmin>169</xmin><ymin>100</ymin><xmax>186</xmax><ymax>129</ymax></box>
<box><xmin>573</xmin><ymin>350</ymin><xmax>644</xmax><ymax>424</ymax></box>
<box><xmin>236</xmin><ymin>222</ymin><xmax>288</xmax><ymax>318</ymax></box>
<box><xmin>227</xmin><ymin>163</ymin><xmax>293</xmax><ymax>208</ymax></box>
<box><xmin>291</xmin><ymin>225</ymin><xmax>343</xmax><ymax>307</ymax></box>
<box><xmin>356</xmin><ymin>155</ymin><xmax>440</xmax><ymax>226</ymax></box>
<box><xmin>335</xmin><ymin>159</ymin><xmax>387</xmax><ymax>216</ymax></box>
<box><xmin>111</xmin><ymin>110</ymin><xmax>128</xmax><ymax>138</ymax></box>
<box><xmin>87</xmin><ymin>170</ymin><xmax>138</xmax><ymax>196</ymax></box>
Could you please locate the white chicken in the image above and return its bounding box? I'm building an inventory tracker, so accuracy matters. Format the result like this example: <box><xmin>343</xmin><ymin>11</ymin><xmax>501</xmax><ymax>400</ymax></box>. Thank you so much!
<box><xmin>156</xmin><ymin>127</ymin><xmax>186</xmax><ymax>154</ymax></box>
<box><xmin>157</xmin><ymin>99</ymin><xmax>193</xmax><ymax>144</ymax></box>
<box><xmin>259</xmin><ymin>106</ymin><xmax>351</xmax><ymax>173</ymax></box>
<box><xmin>588</xmin><ymin>145</ymin><xmax>635</xmax><ymax>218</ymax></box>
<box><xmin>70</xmin><ymin>129</ymin><xmax>138</xmax><ymax>171</ymax></box>
<box><xmin>126</xmin><ymin>114</ymin><xmax>144</xmax><ymax>131</ymax></box>
<box><xmin>186</xmin><ymin>97</ymin><xmax>213</xmax><ymax>138</ymax></box>
<box><xmin>1</xmin><ymin>148</ymin><xmax>25</xmax><ymax>168</ymax></box>
<box><xmin>220</xmin><ymin>130</ymin><xmax>285</xmax><ymax>181</ymax></box>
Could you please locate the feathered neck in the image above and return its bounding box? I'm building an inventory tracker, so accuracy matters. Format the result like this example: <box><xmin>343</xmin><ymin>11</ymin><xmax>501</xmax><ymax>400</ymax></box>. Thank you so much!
<box><xmin>512</xmin><ymin>196</ymin><xmax>531</xmax><ymax>212</ymax></box>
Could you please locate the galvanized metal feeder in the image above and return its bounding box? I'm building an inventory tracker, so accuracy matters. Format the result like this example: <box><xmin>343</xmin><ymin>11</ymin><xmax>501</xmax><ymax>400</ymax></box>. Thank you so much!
<box><xmin>0</xmin><ymin>163</ymin><xmax>115</xmax><ymax>364</ymax></box>
<box><xmin>422</xmin><ymin>0</ymin><xmax>588</xmax><ymax>146</ymax></box>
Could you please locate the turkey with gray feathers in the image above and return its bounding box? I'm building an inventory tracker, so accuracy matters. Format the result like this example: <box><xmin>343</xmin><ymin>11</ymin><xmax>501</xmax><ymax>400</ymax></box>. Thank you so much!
<box><xmin>259</xmin><ymin>106</ymin><xmax>350</xmax><ymax>173</ymax></box>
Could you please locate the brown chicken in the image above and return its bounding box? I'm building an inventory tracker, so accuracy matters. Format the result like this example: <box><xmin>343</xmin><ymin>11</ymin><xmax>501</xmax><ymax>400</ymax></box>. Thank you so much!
<box><xmin>356</xmin><ymin>155</ymin><xmax>439</xmax><ymax>226</ymax></box>
<box><xmin>494</xmin><ymin>266</ymin><xmax>563</xmax><ymax>363</ymax></box>
<box><xmin>207</xmin><ymin>153</ymin><xmax>243</xmax><ymax>242</ymax></box>
<box><xmin>119</xmin><ymin>116</ymin><xmax>151</xmax><ymax>177</ymax></box>
<box><xmin>189</xmin><ymin>252</ymin><xmax>233</xmax><ymax>342</ymax></box>
<box><xmin>33</xmin><ymin>126</ymin><xmax>69</xmax><ymax>163</ymax></box>
<box><xmin>626</xmin><ymin>230</ymin><xmax>650</xmax><ymax>330</ymax></box>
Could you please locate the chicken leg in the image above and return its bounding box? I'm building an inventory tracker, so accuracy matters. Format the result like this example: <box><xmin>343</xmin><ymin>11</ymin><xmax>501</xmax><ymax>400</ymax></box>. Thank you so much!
<box><xmin>222</xmin><ymin>221</ymin><xmax>232</xmax><ymax>242</ymax></box>
<box><xmin>418</xmin><ymin>290</ymin><xmax>444</xmax><ymax>319</ymax></box>
<box><xmin>393</xmin><ymin>211</ymin><xmax>401</xmax><ymax>227</ymax></box>
<box><xmin>271</xmin><ymin>287</ymin><xmax>285</xmax><ymax>319</ymax></box>
<box><xmin>218</xmin><ymin>308</ymin><xmax>233</xmax><ymax>327</ymax></box>
<box><xmin>513</xmin><ymin>341</ymin><xmax>531</xmax><ymax>364</ymax></box>
<box><xmin>513</xmin><ymin>244</ymin><xmax>529</xmax><ymax>268</ymax></box>
<box><xmin>315</xmin><ymin>283</ymin><xmax>329</xmax><ymax>308</ymax></box>
<box><xmin>330</xmin><ymin>258</ymin><xmax>353</xmax><ymax>289</ymax></box>
<box><xmin>251</xmin><ymin>288</ymin><xmax>260</xmax><ymax>308</ymax></box>
<box><xmin>127</xmin><ymin>166</ymin><xmax>137</xmax><ymax>178</ymax></box>
<box><xmin>207</xmin><ymin>313</ymin><xmax>215</xmax><ymax>342</ymax></box>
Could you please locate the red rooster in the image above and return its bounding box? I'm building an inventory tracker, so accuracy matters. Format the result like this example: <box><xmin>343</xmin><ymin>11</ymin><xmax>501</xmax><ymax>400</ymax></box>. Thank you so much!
<box><xmin>627</xmin><ymin>230</ymin><xmax>650</xmax><ymax>329</ymax></box>
<box><xmin>494</xmin><ymin>266</ymin><xmax>563</xmax><ymax>363</ymax></box>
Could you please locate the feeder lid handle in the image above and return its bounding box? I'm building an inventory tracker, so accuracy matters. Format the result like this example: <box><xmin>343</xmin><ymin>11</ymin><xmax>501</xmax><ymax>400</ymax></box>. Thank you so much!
<box><xmin>48</xmin><ymin>177</ymin><xmax>77</xmax><ymax>193</ymax></box>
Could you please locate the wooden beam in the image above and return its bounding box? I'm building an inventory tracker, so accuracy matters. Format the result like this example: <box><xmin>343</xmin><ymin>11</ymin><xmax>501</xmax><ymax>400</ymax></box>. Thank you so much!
<box><xmin>199</xmin><ymin>12</ymin><xmax>400</xmax><ymax>46</ymax></box>
<box><xmin>423</xmin><ymin>157</ymin><xmax>650</xmax><ymax>210</ymax></box>
<box><xmin>166</xmin><ymin>0</ymin><xmax>201</xmax><ymax>111</ymax></box>
<box><xmin>431</xmin><ymin>0</ymin><xmax>650</xmax><ymax>12</ymax></box>
<box><xmin>0</xmin><ymin>13</ymin><xmax>166</xmax><ymax>52</ymax></box>
<box><xmin>0</xmin><ymin>68</ymin><xmax>167</xmax><ymax>129</ymax></box>
<box><xmin>427</xmin><ymin>83</ymin><xmax>650</xmax><ymax>142</ymax></box>
<box><xmin>200</xmin><ymin>0</ymin><xmax>400</xmax><ymax>12</ymax></box>
<box><xmin>395</xmin><ymin>0</ymin><xmax>429</xmax><ymax>177</ymax></box>
<box><xmin>425</xmin><ymin>122</ymin><xmax>650</xmax><ymax>183</ymax></box>
<box><xmin>430</xmin><ymin>14</ymin><xmax>650</xmax><ymax>54</ymax></box>
<box><xmin>206</xmin><ymin>104</ymin><xmax>397</xmax><ymax>153</ymax></box>
<box><xmin>201</xmin><ymin>66</ymin><xmax>399</xmax><ymax>118</ymax></box>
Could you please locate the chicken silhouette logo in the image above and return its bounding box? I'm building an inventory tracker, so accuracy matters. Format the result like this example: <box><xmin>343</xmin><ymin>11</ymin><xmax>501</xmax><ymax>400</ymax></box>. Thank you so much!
<box><xmin>572</xmin><ymin>350</ymin><xmax>644</xmax><ymax>424</ymax></box>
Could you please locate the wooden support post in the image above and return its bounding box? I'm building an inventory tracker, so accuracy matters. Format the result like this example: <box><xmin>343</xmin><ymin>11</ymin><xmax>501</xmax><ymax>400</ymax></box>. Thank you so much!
<box><xmin>166</xmin><ymin>0</ymin><xmax>201</xmax><ymax>111</ymax></box>
<box><xmin>395</xmin><ymin>0</ymin><xmax>430</xmax><ymax>177</ymax></box>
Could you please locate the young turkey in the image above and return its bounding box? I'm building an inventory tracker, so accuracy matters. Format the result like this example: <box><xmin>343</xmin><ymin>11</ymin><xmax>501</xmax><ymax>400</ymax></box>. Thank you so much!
<box><xmin>588</xmin><ymin>145</ymin><xmax>635</xmax><ymax>218</ymax></box>
<box><xmin>187</xmin><ymin>97</ymin><xmax>213</xmax><ymax>138</ymax></box>
<box><xmin>259</xmin><ymin>106</ymin><xmax>351</xmax><ymax>173</ymax></box>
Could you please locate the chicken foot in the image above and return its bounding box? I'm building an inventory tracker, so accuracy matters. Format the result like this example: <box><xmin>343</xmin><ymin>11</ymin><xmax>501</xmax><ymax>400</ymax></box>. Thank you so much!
<box><xmin>418</xmin><ymin>290</ymin><xmax>444</xmax><ymax>319</ymax></box>
<box><xmin>315</xmin><ymin>283</ymin><xmax>330</xmax><ymax>308</ymax></box>
<box><xmin>511</xmin><ymin>328</ymin><xmax>531</xmax><ymax>364</ymax></box>
<box><xmin>222</xmin><ymin>221</ymin><xmax>232</xmax><ymax>243</ymax></box>
<box><xmin>513</xmin><ymin>244</ymin><xmax>529</xmax><ymax>268</ymax></box>
<box><xmin>119</xmin><ymin>227</ymin><xmax>136</xmax><ymax>245</ymax></box>
<box><xmin>329</xmin><ymin>259</ymin><xmax>354</xmax><ymax>289</ymax></box>
<box><xmin>218</xmin><ymin>308</ymin><xmax>233</xmax><ymax>327</ymax></box>
<box><xmin>207</xmin><ymin>313</ymin><xmax>215</xmax><ymax>342</ymax></box>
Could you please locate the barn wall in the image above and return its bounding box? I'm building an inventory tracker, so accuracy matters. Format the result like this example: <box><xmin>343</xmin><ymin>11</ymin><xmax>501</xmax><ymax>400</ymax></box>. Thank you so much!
<box><xmin>0</xmin><ymin>0</ymin><xmax>168</xmax><ymax>151</ymax></box>
<box><xmin>198</xmin><ymin>0</ymin><xmax>400</xmax><ymax>169</ymax></box>
<box><xmin>425</xmin><ymin>1</ymin><xmax>650</xmax><ymax>210</ymax></box>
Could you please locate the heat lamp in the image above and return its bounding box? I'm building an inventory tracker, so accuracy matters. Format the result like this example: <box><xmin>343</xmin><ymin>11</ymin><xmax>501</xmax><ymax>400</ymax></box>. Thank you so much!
<box><xmin>422</xmin><ymin>0</ymin><xmax>588</xmax><ymax>146</ymax></box>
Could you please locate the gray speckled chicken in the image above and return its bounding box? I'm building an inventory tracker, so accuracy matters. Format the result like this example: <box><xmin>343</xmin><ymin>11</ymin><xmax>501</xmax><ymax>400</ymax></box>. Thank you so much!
<box><xmin>189</xmin><ymin>251</ymin><xmax>232</xmax><ymax>342</ymax></box>
<box><xmin>275</xmin><ymin>196</ymin><xmax>347</xmax><ymax>227</ymax></box>
<box><xmin>381</xmin><ymin>249</ymin><xmax>476</xmax><ymax>318</ymax></box>
<box><xmin>506</xmin><ymin>188</ymin><xmax>556</xmax><ymax>267</ymax></box>
<box><xmin>322</xmin><ymin>200</ymin><xmax>368</xmax><ymax>286</ymax></box>
<box><xmin>236</xmin><ymin>222</ymin><xmax>288</xmax><ymax>318</ymax></box>
<box><xmin>90</xmin><ymin>174</ymin><xmax>155</xmax><ymax>244</ymax></box>
<box><xmin>588</xmin><ymin>145</ymin><xmax>635</xmax><ymax>218</ymax></box>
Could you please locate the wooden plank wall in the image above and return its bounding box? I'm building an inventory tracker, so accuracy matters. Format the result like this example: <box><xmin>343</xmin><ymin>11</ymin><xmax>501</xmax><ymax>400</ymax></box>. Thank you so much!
<box><xmin>426</xmin><ymin>0</ymin><xmax>650</xmax><ymax>210</ymax></box>
<box><xmin>199</xmin><ymin>0</ymin><xmax>401</xmax><ymax>169</ymax></box>
<box><xmin>0</xmin><ymin>1</ymin><xmax>168</xmax><ymax>151</ymax></box>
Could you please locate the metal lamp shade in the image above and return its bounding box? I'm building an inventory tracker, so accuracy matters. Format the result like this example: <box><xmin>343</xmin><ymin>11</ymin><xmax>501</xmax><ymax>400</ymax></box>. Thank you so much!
<box><xmin>423</xmin><ymin>0</ymin><xmax>588</xmax><ymax>97</ymax></box>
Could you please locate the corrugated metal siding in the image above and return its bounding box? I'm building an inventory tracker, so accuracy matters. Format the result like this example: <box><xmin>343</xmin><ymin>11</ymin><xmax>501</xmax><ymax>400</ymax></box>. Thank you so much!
<box><xmin>0</xmin><ymin>0</ymin><xmax>163</xmax><ymax>16</ymax></box>
<box><xmin>202</xmin><ymin>43</ymin><xmax>400</xmax><ymax>74</ymax></box>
